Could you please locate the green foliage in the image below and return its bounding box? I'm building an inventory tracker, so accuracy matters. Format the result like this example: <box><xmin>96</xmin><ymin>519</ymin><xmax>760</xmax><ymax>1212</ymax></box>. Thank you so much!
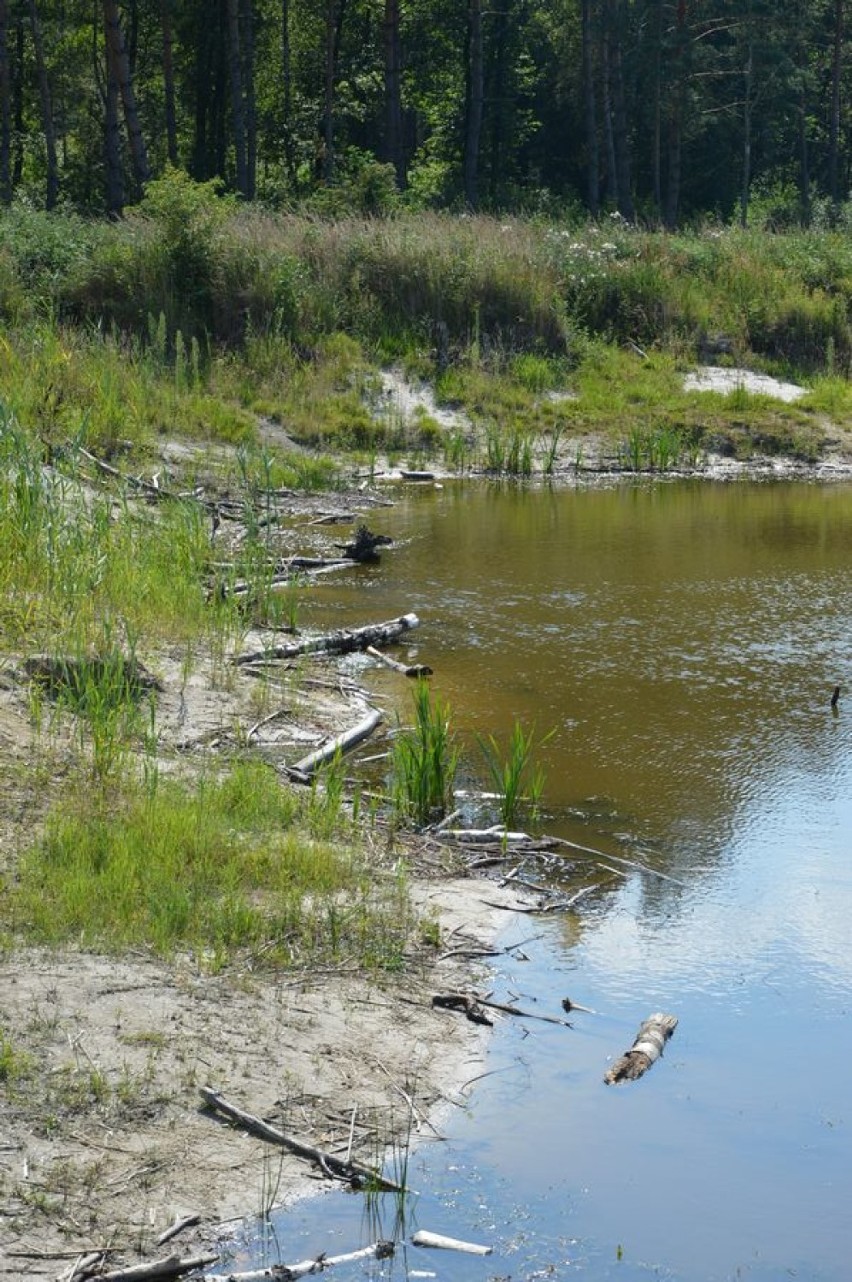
<box><xmin>0</xmin><ymin>1028</ymin><xmax>33</xmax><ymax>1083</ymax></box>
<box><xmin>7</xmin><ymin>765</ymin><xmax>410</xmax><ymax>969</ymax></box>
<box><xmin>477</xmin><ymin>722</ymin><xmax>553</xmax><ymax>829</ymax></box>
<box><xmin>391</xmin><ymin>681</ymin><xmax>458</xmax><ymax>828</ymax></box>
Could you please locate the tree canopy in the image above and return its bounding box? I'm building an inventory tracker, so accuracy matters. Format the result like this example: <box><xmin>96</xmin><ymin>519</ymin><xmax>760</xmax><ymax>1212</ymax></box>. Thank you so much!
<box><xmin>0</xmin><ymin>0</ymin><xmax>849</xmax><ymax>225</ymax></box>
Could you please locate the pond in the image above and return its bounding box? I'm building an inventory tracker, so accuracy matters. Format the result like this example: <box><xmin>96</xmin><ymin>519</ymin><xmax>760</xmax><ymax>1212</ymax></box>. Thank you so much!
<box><xmin>231</xmin><ymin>478</ymin><xmax>852</xmax><ymax>1281</ymax></box>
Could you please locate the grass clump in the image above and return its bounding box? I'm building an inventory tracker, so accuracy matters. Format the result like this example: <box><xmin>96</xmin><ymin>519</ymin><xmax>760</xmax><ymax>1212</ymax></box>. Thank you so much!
<box><xmin>7</xmin><ymin>762</ymin><xmax>412</xmax><ymax>971</ymax></box>
<box><xmin>391</xmin><ymin>681</ymin><xmax>458</xmax><ymax>829</ymax></box>
<box><xmin>477</xmin><ymin>721</ymin><xmax>553</xmax><ymax>829</ymax></box>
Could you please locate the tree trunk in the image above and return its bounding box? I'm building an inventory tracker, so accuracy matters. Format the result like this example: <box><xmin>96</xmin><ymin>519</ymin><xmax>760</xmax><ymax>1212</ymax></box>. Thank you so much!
<box><xmin>225</xmin><ymin>0</ymin><xmax>247</xmax><ymax>195</ymax></box>
<box><xmin>581</xmin><ymin>0</ymin><xmax>599</xmax><ymax>215</ymax></box>
<box><xmin>242</xmin><ymin>0</ymin><xmax>256</xmax><ymax>199</ymax></box>
<box><xmin>0</xmin><ymin>0</ymin><xmax>10</xmax><ymax>205</ymax></box>
<box><xmin>103</xmin><ymin>48</ymin><xmax>124</xmax><ymax>213</ymax></box>
<box><xmin>651</xmin><ymin>0</ymin><xmax>663</xmax><ymax>219</ymax></box>
<box><xmin>322</xmin><ymin>0</ymin><xmax>336</xmax><ymax>180</ymax></box>
<box><xmin>383</xmin><ymin>0</ymin><xmax>404</xmax><ymax>186</ymax></box>
<box><xmin>464</xmin><ymin>0</ymin><xmax>483</xmax><ymax>209</ymax></box>
<box><xmin>664</xmin><ymin>0</ymin><xmax>688</xmax><ymax>230</ymax></box>
<box><xmin>26</xmin><ymin>0</ymin><xmax>58</xmax><ymax>209</ymax></box>
<box><xmin>102</xmin><ymin>0</ymin><xmax>150</xmax><ymax>190</ymax></box>
<box><xmin>607</xmin><ymin>0</ymin><xmax>634</xmax><ymax>220</ymax></box>
<box><xmin>160</xmin><ymin>0</ymin><xmax>178</xmax><ymax>165</ymax></box>
<box><xmin>11</xmin><ymin>10</ymin><xmax>22</xmax><ymax>186</ymax></box>
<box><xmin>828</xmin><ymin>0</ymin><xmax>842</xmax><ymax>206</ymax></box>
<box><xmin>281</xmin><ymin>0</ymin><xmax>296</xmax><ymax>188</ymax></box>
<box><xmin>601</xmin><ymin>29</ymin><xmax>617</xmax><ymax>206</ymax></box>
<box><xmin>740</xmin><ymin>23</ymin><xmax>752</xmax><ymax>227</ymax></box>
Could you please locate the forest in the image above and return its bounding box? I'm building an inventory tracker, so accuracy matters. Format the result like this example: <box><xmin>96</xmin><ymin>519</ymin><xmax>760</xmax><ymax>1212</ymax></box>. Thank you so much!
<box><xmin>0</xmin><ymin>0</ymin><xmax>849</xmax><ymax>226</ymax></box>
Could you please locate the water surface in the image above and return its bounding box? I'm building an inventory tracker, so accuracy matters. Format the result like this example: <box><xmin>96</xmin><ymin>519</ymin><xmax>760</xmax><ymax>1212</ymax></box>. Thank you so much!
<box><xmin>234</xmin><ymin>479</ymin><xmax>852</xmax><ymax>1280</ymax></box>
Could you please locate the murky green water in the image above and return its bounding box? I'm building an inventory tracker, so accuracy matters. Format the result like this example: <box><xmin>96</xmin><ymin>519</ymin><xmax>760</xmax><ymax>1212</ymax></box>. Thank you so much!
<box><xmin>233</xmin><ymin>479</ymin><xmax>852</xmax><ymax>1281</ymax></box>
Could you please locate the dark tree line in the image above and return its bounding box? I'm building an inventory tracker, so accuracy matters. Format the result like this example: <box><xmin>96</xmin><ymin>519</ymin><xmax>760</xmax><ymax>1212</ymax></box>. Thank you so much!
<box><xmin>0</xmin><ymin>0</ymin><xmax>850</xmax><ymax>223</ymax></box>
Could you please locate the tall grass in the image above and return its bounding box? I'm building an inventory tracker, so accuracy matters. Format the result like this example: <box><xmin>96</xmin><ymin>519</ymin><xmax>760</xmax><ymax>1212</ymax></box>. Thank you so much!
<box><xmin>7</xmin><ymin>762</ymin><xmax>412</xmax><ymax>969</ymax></box>
<box><xmin>390</xmin><ymin>681</ymin><xmax>458</xmax><ymax>828</ymax></box>
<box><xmin>477</xmin><ymin>721</ymin><xmax>552</xmax><ymax>828</ymax></box>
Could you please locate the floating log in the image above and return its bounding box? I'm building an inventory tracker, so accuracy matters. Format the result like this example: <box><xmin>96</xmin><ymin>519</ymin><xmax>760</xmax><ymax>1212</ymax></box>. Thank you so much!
<box><xmin>91</xmin><ymin>1256</ymin><xmax>218</xmax><ymax>1282</ymax></box>
<box><xmin>202</xmin><ymin>1242</ymin><xmax>394</xmax><ymax>1281</ymax></box>
<box><xmin>199</xmin><ymin>1087</ymin><xmax>401</xmax><ymax>1191</ymax></box>
<box><xmin>233</xmin><ymin>613</ymin><xmax>420</xmax><ymax>667</ymax></box>
<box><xmin>831</xmin><ymin>684</ymin><xmax>841</xmax><ymax>708</ymax></box>
<box><xmin>365</xmin><ymin>645</ymin><xmax>433</xmax><ymax>678</ymax></box>
<box><xmin>400</xmin><ymin>471</ymin><xmax>436</xmax><ymax>482</ymax></box>
<box><xmin>288</xmin><ymin>707</ymin><xmax>383</xmax><ymax>778</ymax></box>
<box><xmin>604</xmin><ymin>1012</ymin><xmax>678</xmax><ymax>1084</ymax></box>
<box><xmin>411</xmin><ymin>1230</ymin><xmax>492</xmax><ymax>1256</ymax></box>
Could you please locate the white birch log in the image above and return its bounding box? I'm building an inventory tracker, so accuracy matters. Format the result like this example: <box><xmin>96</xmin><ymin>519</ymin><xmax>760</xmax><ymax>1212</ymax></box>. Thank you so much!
<box><xmin>288</xmin><ymin>707</ymin><xmax>383</xmax><ymax>778</ymax></box>
<box><xmin>234</xmin><ymin>613</ymin><xmax>420</xmax><ymax>666</ymax></box>
<box><xmin>365</xmin><ymin>645</ymin><xmax>433</xmax><ymax>678</ymax></box>
<box><xmin>202</xmin><ymin>1241</ymin><xmax>394</xmax><ymax>1281</ymax></box>
<box><xmin>604</xmin><ymin>1013</ymin><xmax>678</xmax><ymax>1084</ymax></box>
<box><xmin>411</xmin><ymin>1230</ymin><xmax>492</xmax><ymax>1255</ymax></box>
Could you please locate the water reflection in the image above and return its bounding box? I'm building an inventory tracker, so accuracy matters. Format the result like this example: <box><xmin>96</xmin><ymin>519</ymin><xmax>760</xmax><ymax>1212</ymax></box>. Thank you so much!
<box><xmin>233</xmin><ymin>479</ymin><xmax>852</xmax><ymax>1281</ymax></box>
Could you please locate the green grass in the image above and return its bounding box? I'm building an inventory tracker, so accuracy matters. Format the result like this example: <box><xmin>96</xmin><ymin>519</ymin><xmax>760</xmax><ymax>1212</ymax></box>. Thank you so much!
<box><xmin>7</xmin><ymin>762</ymin><xmax>412</xmax><ymax>970</ymax></box>
<box><xmin>391</xmin><ymin>681</ymin><xmax>458</xmax><ymax>828</ymax></box>
<box><xmin>477</xmin><ymin>721</ymin><xmax>552</xmax><ymax>829</ymax></box>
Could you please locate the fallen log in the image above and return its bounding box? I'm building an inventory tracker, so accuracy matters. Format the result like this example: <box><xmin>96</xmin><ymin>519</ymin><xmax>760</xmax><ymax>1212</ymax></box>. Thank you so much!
<box><xmin>604</xmin><ymin>1012</ymin><xmax>678</xmax><ymax>1084</ymax></box>
<box><xmin>199</xmin><ymin>1087</ymin><xmax>401</xmax><ymax>1191</ymax></box>
<box><xmin>287</xmin><ymin>707</ymin><xmax>383</xmax><ymax>778</ymax></box>
<box><xmin>411</xmin><ymin>1230</ymin><xmax>492</xmax><ymax>1256</ymax></box>
<box><xmin>365</xmin><ymin>645</ymin><xmax>433</xmax><ymax>678</ymax></box>
<box><xmin>202</xmin><ymin>1242</ymin><xmax>394</xmax><ymax>1281</ymax></box>
<box><xmin>88</xmin><ymin>1256</ymin><xmax>218</xmax><ymax>1282</ymax></box>
<box><xmin>233</xmin><ymin>613</ymin><xmax>420</xmax><ymax>667</ymax></box>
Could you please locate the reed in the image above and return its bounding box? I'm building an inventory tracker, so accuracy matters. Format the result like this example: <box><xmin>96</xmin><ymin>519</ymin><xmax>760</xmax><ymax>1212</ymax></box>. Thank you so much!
<box><xmin>477</xmin><ymin>721</ymin><xmax>553</xmax><ymax>829</ymax></box>
<box><xmin>390</xmin><ymin>681</ymin><xmax>458</xmax><ymax>828</ymax></box>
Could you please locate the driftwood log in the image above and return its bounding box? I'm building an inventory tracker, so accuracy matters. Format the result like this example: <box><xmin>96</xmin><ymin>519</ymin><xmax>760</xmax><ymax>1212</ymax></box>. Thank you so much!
<box><xmin>202</xmin><ymin>1242</ymin><xmax>394</xmax><ymax>1281</ymax></box>
<box><xmin>234</xmin><ymin>613</ymin><xmax>420</xmax><ymax>667</ymax></box>
<box><xmin>411</xmin><ymin>1230</ymin><xmax>492</xmax><ymax>1256</ymax></box>
<box><xmin>87</xmin><ymin>1256</ymin><xmax>219</xmax><ymax>1282</ymax></box>
<box><xmin>199</xmin><ymin>1087</ymin><xmax>401</xmax><ymax>1191</ymax></box>
<box><xmin>604</xmin><ymin>1013</ymin><xmax>678</xmax><ymax>1084</ymax></box>
<box><xmin>365</xmin><ymin>645</ymin><xmax>433</xmax><ymax>678</ymax></box>
<box><xmin>288</xmin><ymin>707</ymin><xmax>383</xmax><ymax>778</ymax></box>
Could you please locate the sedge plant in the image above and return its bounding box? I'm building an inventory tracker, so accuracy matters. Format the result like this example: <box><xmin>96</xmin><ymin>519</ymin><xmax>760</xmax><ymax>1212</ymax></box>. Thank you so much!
<box><xmin>477</xmin><ymin>720</ymin><xmax>554</xmax><ymax>829</ymax></box>
<box><xmin>390</xmin><ymin>680</ymin><xmax>458</xmax><ymax>828</ymax></box>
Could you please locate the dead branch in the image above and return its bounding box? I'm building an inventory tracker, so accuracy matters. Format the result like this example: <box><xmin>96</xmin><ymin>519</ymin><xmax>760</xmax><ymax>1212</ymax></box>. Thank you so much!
<box><xmin>431</xmin><ymin>993</ymin><xmax>493</xmax><ymax>1025</ymax></box>
<box><xmin>233</xmin><ymin>613</ymin><xmax>420</xmax><ymax>667</ymax></box>
<box><xmin>365</xmin><ymin>645</ymin><xmax>433</xmax><ymax>678</ymax></box>
<box><xmin>432</xmin><ymin>992</ymin><xmax>571</xmax><ymax>1028</ymax></box>
<box><xmin>89</xmin><ymin>1256</ymin><xmax>218</xmax><ymax>1282</ymax></box>
<box><xmin>548</xmin><ymin>835</ymin><xmax>687</xmax><ymax>887</ymax></box>
<box><xmin>411</xmin><ymin>1230</ymin><xmax>492</xmax><ymax>1255</ymax></box>
<box><xmin>287</xmin><ymin>707</ymin><xmax>383</xmax><ymax>778</ymax></box>
<box><xmin>604</xmin><ymin>1013</ymin><xmax>678</xmax><ymax>1084</ymax></box>
<box><xmin>156</xmin><ymin>1215</ymin><xmax>201</xmax><ymax>1248</ymax></box>
<box><xmin>199</xmin><ymin>1087</ymin><xmax>401</xmax><ymax>1191</ymax></box>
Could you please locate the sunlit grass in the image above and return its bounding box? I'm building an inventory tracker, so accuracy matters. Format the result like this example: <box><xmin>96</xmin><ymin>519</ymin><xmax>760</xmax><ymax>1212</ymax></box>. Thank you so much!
<box><xmin>7</xmin><ymin>762</ymin><xmax>412</xmax><ymax>970</ymax></box>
